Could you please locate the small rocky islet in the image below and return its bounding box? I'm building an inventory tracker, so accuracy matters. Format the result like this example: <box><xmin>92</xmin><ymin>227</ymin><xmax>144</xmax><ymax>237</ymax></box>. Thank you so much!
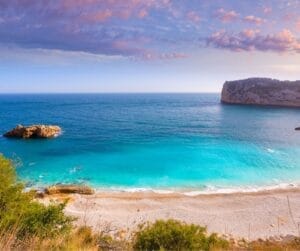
<box><xmin>3</xmin><ymin>124</ymin><xmax>61</xmax><ymax>139</ymax></box>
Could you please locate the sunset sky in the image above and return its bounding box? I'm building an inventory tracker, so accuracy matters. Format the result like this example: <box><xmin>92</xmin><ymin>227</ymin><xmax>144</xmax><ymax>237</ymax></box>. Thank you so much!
<box><xmin>0</xmin><ymin>0</ymin><xmax>300</xmax><ymax>93</ymax></box>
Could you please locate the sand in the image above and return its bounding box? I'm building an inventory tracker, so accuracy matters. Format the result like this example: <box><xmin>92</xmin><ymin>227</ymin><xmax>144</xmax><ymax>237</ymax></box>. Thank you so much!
<box><xmin>44</xmin><ymin>188</ymin><xmax>300</xmax><ymax>241</ymax></box>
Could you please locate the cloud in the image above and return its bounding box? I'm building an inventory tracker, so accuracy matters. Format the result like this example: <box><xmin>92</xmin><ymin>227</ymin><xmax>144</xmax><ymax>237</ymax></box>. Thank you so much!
<box><xmin>82</xmin><ymin>9</ymin><xmax>113</xmax><ymax>23</ymax></box>
<box><xmin>243</xmin><ymin>15</ymin><xmax>265</xmax><ymax>26</ymax></box>
<box><xmin>0</xmin><ymin>46</ymin><xmax>126</xmax><ymax>66</ymax></box>
<box><xmin>0</xmin><ymin>0</ymin><xmax>174</xmax><ymax>59</ymax></box>
<box><xmin>186</xmin><ymin>11</ymin><xmax>201</xmax><ymax>23</ymax></box>
<box><xmin>296</xmin><ymin>18</ymin><xmax>300</xmax><ymax>31</ymax></box>
<box><xmin>62</xmin><ymin>0</ymin><xmax>171</xmax><ymax>21</ymax></box>
<box><xmin>214</xmin><ymin>8</ymin><xmax>239</xmax><ymax>23</ymax></box>
<box><xmin>137</xmin><ymin>9</ymin><xmax>148</xmax><ymax>19</ymax></box>
<box><xmin>262</xmin><ymin>7</ymin><xmax>272</xmax><ymax>14</ymax></box>
<box><xmin>142</xmin><ymin>51</ymin><xmax>188</xmax><ymax>60</ymax></box>
<box><xmin>1</xmin><ymin>0</ymin><xmax>300</xmax><ymax>60</ymax></box>
<box><xmin>207</xmin><ymin>29</ymin><xmax>300</xmax><ymax>53</ymax></box>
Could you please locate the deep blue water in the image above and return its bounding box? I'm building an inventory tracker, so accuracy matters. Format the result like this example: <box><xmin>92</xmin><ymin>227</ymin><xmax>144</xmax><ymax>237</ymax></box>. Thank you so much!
<box><xmin>0</xmin><ymin>94</ymin><xmax>300</xmax><ymax>192</ymax></box>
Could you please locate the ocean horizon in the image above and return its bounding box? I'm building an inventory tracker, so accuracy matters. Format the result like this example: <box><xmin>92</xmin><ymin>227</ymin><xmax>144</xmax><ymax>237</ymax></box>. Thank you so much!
<box><xmin>1</xmin><ymin>93</ymin><xmax>300</xmax><ymax>193</ymax></box>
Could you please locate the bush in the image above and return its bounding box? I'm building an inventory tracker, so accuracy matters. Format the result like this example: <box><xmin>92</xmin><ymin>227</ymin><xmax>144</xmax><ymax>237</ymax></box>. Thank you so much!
<box><xmin>0</xmin><ymin>155</ymin><xmax>73</xmax><ymax>244</ymax></box>
<box><xmin>133</xmin><ymin>219</ymin><xmax>229</xmax><ymax>251</ymax></box>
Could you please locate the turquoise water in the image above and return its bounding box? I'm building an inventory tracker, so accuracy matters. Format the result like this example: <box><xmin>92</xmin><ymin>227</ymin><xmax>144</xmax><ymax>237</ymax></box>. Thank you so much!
<box><xmin>0</xmin><ymin>94</ymin><xmax>300</xmax><ymax>192</ymax></box>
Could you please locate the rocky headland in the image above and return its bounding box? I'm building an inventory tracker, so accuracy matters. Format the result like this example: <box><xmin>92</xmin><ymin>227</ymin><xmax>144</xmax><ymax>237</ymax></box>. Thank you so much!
<box><xmin>4</xmin><ymin>124</ymin><xmax>61</xmax><ymax>139</ymax></box>
<box><xmin>221</xmin><ymin>78</ymin><xmax>300</xmax><ymax>107</ymax></box>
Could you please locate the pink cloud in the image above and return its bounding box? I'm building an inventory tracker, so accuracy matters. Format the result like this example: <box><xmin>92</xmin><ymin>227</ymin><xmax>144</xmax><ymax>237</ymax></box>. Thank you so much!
<box><xmin>137</xmin><ymin>9</ymin><xmax>148</xmax><ymax>19</ymax></box>
<box><xmin>263</xmin><ymin>7</ymin><xmax>272</xmax><ymax>14</ymax></box>
<box><xmin>207</xmin><ymin>29</ymin><xmax>300</xmax><ymax>53</ymax></box>
<box><xmin>60</xmin><ymin>0</ymin><xmax>171</xmax><ymax>22</ymax></box>
<box><xmin>241</xmin><ymin>29</ymin><xmax>260</xmax><ymax>38</ymax></box>
<box><xmin>296</xmin><ymin>19</ymin><xmax>300</xmax><ymax>32</ymax></box>
<box><xmin>142</xmin><ymin>51</ymin><xmax>187</xmax><ymax>60</ymax></box>
<box><xmin>243</xmin><ymin>15</ymin><xmax>265</xmax><ymax>25</ymax></box>
<box><xmin>186</xmin><ymin>11</ymin><xmax>201</xmax><ymax>23</ymax></box>
<box><xmin>214</xmin><ymin>8</ymin><xmax>239</xmax><ymax>23</ymax></box>
<box><xmin>283</xmin><ymin>12</ymin><xmax>297</xmax><ymax>22</ymax></box>
<box><xmin>83</xmin><ymin>9</ymin><xmax>113</xmax><ymax>22</ymax></box>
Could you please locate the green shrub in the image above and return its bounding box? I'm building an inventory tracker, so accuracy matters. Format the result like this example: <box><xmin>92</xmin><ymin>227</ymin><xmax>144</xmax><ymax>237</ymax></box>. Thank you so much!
<box><xmin>133</xmin><ymin>219</ymin><xmax>229</xmax><ymax>251</ymax></box>
<box><xmin>0</xmin><ymin>155</ymin><xmax>73</xmax><ymax>242</ymax></box>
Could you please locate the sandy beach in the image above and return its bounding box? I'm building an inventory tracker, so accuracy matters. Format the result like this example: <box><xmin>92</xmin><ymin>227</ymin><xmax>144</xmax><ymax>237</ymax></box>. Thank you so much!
<box><xmin>44</xmin><ymin>188</ymin><xmax>300</xmax><ymax>241</ymax></box>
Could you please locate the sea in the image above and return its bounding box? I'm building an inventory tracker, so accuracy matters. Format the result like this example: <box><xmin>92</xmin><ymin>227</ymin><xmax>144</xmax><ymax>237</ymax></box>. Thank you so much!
<box><xmin>0</xmin><ymin>93</ymin><xmax>300</xmax><ymax>194</ymax></box>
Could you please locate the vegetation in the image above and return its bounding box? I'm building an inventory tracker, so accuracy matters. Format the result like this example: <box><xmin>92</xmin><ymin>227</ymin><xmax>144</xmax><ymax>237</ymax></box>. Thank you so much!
<box><xmin>133</xmin><ymin>219</ymin><xmax>229</xmax><ymax>251</ymax></box>
<box><xmin>0</xmin><ymin>155</ymin><xmax>73</xmax><ymax>249</ymax></box>
<box><xmin>0</xmin><ymin>154</ymin><xmax>300</xmax><ymax>250</ymax></box>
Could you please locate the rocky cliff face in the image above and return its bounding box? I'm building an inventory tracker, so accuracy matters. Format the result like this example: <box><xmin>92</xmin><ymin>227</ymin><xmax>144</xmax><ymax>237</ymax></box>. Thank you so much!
<box><xmin>4</xmin><ymin>125</ymin><xmax>61</xmax><ymax>139</ymax></box>
<box><xmin>221</xmin><ymin>78</ymin><xmax>300</xmax><ymax>107</ymax></box>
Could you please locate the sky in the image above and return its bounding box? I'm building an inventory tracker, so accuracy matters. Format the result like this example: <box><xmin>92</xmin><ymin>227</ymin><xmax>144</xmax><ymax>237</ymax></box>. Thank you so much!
<box><xmin>0</xmin><ymin>0</ymin><xmax>300</xmax><ymax>93</ymax></box>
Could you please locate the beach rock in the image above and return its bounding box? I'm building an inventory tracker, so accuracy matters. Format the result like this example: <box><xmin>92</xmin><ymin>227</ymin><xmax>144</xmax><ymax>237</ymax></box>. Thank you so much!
<box><xmin>221</xmin><ymin>78</ymin><xmax>300</xmax><ymax>107</ymax></box>
<box><xmin>45</xmin><ymin>185</ymin><xmax>94</xmax><ymax>195</ymax></box>
<box><xmin>4</xmin><ymin>124</ymin><xmax>61</xmax><ymax>139</ymax></box>
<box><xmin>35</xmin><ymin>190</ymin><xmax>46</xmax><ymax>198</ymax></box>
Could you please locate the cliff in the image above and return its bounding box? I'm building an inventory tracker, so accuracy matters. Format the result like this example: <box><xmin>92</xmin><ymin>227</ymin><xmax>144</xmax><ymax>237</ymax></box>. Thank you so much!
<box><xmin>221</xmin><ymin>78</ymin><xmax>300</xmax><ymax>107</ymax></box>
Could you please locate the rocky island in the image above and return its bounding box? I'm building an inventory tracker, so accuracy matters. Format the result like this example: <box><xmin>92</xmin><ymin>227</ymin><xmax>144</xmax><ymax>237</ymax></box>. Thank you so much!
<box><xmin>221</xmin><ymin>78</ymin><xmax>300</xmax><ymax>107</ymax></box>
<box><xmin>4</xmin><ymin>124</ymin><xmax>61</xmax><ymax>139</ymax></box>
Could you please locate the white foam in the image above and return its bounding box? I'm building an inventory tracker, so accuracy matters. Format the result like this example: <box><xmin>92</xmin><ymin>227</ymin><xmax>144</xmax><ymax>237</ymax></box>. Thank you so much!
<box><xmin>94</xmin><ymin>182</ymin><xmax>300</xmax><ymax>196</ymax></box>
<box><xmin>95</xmin><ymin>187</ymin><xmax>175</xmax><ymax>194</ymax></box>
<box><xmin>266</xmin><ymin>148</ymin><xmax>275</xmax><ymax>153</ymax></box>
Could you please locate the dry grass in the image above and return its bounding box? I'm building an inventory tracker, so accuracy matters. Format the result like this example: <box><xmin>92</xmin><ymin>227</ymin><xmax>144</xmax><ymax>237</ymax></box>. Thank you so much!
<box><xmin>0</xmin><ymin>226</ymin><xmax>130</xmax><ymax>251</ymax></box>
<box><xmin>1</xmin><ymin>224</ymin><xmax>300</xmax><ymax>251</ymax></box>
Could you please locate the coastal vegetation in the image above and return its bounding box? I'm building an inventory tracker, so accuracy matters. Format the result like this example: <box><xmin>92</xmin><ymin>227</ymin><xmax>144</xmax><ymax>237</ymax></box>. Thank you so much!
<box><xmin>0</xmin><ymin>154</ymin><xmax>300</xmax><ymax>250</ymax></box>
<box><xmin>0</xmin><ymin>155</ymin><xmax>73</xmax><ymax>249</ymax></box>
<box><xmin>133</xmin><ymin>219</ymin><xmax>229</xmax><ymax>250</ymax></box>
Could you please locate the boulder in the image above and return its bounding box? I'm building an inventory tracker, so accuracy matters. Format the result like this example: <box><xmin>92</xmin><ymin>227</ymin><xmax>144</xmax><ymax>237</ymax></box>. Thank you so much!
<box><xmin>45</xmin><ymin>185</ymin><xmax>94</xmax><ymax>195</ymax></box>
<box><xmin>221</xmin><ymin>78</ymin><xmax>300</xmax><ymax>107</ymax></box>
<box><xmin>4</xmin><ymin>124</ymin><xmax>61</xmax><ymax>139</ymax></box>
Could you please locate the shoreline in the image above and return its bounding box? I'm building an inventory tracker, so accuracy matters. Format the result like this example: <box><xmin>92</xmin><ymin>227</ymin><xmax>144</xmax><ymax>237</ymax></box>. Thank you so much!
<box><xmin>91</xmin><ymin>182</ymin><xmax>300</xmax><ymax>196</ymax></box>
<box><xmin>34</xmin><ymin>180</ymin><xmax>300</xmax><ymax>196</ymax></box>
<box><xmin>42</xmin><ymin>187</ymin><xmax>300</xmax><ymax>241</ymax></box>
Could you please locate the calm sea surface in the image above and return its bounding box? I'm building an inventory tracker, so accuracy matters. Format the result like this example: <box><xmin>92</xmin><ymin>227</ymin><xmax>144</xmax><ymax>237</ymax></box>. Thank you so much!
<box><xmin>0</xmin><ymin>94</ymin><xmax>300</xmax><ymax>192</ymax></box>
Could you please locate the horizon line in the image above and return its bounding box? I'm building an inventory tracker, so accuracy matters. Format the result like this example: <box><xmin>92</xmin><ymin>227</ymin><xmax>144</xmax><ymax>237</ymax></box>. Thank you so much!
<box><xmin>0</xmin><ymin>91</ymin><xmax>221</xmax><ymax>95</ymax></box>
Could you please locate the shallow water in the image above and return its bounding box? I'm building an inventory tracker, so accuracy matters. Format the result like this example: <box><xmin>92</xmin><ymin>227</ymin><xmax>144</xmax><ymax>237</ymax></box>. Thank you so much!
<box><xmin>0</xmin><ymin>94</ymin><xmax>300</xmax><ymax>192</ymax></box>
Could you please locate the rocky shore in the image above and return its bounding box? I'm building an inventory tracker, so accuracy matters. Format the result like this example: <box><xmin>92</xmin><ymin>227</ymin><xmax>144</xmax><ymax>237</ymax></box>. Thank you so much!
<box><xmin>221</xmin><ymin>78</ymin><xmax>300</xmax><ymax>107</ymax></box>
<box><xmin>4</xmin><ymin>124</ymin><xmax>61</xmax><ymax>139</ymax></box>
<box><xmin>45</xmin><ymin>184</ymin><xmax>94</xmax><ymax>195</ymax></box>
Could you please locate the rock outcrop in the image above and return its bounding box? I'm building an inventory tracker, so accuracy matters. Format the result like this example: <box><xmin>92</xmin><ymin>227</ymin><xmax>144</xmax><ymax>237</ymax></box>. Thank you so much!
<box><xmin>4</xmin><ymin>124</ymin><xmax>61</xmax><ymax>139</ymax></box>
<box><xmin>221</xmin><ymin>78</ymin><xmax>300</xmax><ymax>107</ymax></box>
<box><xmin>45</xmin><ymin>185</ymin><xmax>94</xmax><ymax>195</ymax></box>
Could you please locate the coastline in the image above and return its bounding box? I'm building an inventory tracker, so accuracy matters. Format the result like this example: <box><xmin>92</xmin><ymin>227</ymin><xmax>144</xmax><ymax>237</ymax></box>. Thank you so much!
<box><xmin>42</xmin><ymin>186</ymin><xmax>300</xmax><ymax>241</ymax></box>
<box><xmin>91</xmin><ymin>181</ymin><xmax>300</xmax><ymax>196</ymax></box>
